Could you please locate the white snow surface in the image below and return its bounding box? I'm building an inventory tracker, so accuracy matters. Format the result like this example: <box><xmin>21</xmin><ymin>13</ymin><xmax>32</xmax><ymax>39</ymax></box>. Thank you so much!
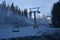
<box><xmin>0</xmin><ymin>25</ymin><xmax>60</xmax><ymax>39</ymax></box>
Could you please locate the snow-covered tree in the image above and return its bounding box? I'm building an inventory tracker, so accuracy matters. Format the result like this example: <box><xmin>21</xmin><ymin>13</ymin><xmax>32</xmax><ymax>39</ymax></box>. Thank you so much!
<box><xmin>7</xmin><ymin>3</ymin><xmax>11</xmax><ymax>11</ymax></box>
<box><xmin>15</xmin><ymin>5</ymin><xmax>18</xmax><ymax>13</ymax></box>
<box><xmin>2</xmin><ymin>0</ymin><xmax>6</xmax><ymax>8</ymax></box>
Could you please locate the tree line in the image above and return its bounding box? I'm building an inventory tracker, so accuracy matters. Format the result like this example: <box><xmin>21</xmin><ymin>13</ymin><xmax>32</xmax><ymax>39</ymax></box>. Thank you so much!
<box><xmin>2</xmin><ymin>0</ymin><xmax>60</xmax><ymax>27</ymax></box>
<box><xmin>2</xmin><ymin>0</ymin><xmax>32</xmax><ymax>18</ymax></box>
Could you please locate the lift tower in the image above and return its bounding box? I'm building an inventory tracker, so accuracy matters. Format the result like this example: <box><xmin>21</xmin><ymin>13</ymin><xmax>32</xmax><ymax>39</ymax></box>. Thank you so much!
<box><xmin>29</xmin><ymin>7</ymin><xmax>40</xmax><ymax>28</ymax></box>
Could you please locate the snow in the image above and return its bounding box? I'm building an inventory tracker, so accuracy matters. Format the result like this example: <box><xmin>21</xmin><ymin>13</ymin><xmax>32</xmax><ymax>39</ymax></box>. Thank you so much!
<box><xmin>0</xmin><ymin>5</ymin><xmax>34</xmax><ymax>26</ymax></box>
<box><xmin>0</xmin><ymin>4</ymin><xmax>60</xmax><ymax>40</ymax></box>
<box><xmin>0</xmin><ymin>25</ymin><xmax>60</xmax><ymax>39</ymax></box>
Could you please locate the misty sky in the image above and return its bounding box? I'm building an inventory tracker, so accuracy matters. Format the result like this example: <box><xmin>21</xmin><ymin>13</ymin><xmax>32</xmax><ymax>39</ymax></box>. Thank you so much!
<box><xmin>0</xmin><ymin>0</ymin><xmax>58</xmax><ymax>15</ymax></box>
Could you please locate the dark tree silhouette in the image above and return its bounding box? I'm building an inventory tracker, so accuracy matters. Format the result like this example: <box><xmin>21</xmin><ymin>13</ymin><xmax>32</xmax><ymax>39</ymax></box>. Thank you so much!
<box><xmin>11</xmin><ymin>3</ymin><xmax>15</xmax><ymax>11</ymax></box>
<box><xmin>21</xmin><ymin>10</ymin><xmax>24</xmax><ymax>16</ymax></box>
<box><xmin>18</xmin><ymin>9</ymin><xmax>21</xmax><ymax>15</ymax></box>
<box><xmin>15</xmin><ymin>5</ymin><xmax>18</xmax><ymax>13</ymax></box>
<box><xmin>24</xmin><ymin>9</ymin><xmax>28</xmax><ymax>17</ymax></box>
<box><xmin>51</xmin><ymin>1</ymin><xmax>60</xmax><ymax>27</ymax></box>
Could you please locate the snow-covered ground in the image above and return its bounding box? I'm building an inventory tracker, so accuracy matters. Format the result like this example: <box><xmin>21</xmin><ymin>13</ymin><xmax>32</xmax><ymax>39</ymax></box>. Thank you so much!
<box><xmin>0</xmin><ymin>25</ymin><xmax>60</xmax><ymax>40</ymax></box>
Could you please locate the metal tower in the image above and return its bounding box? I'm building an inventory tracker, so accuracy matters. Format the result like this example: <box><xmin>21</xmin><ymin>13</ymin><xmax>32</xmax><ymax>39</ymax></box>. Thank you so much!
<box><xmin>29</xmin><ymin>7</ymin><xmax>40</xmax><ymax>28</ymax></box>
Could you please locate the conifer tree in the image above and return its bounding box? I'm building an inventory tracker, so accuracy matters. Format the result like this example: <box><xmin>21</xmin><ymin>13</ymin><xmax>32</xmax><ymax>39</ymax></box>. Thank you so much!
<box><xmin>24</xmin><ymin>9</ymin><xmax>28</xmax><ymax>17</ymax></box>
<box><xmin>51</xmin><ymin>1</ymin><xmax>60</xmax><ymax>27</ymax></box>
<box><xmin>11</xmin><ymin>2</ymin><xmax>15</xmax><ymax>11</ymax></box>
<box><xmin>15</xmin><ymin>5</ymin><xmax>18</xmax><ymax>13</ymax></box>
<box><xmin>2</xmin><ymin>0</ymin><xmax>6</xmax><ymax>8</ymax></box>
<box><xmin>7</xmin><ymin>4</ymin><xmax>11</xmax><ymax>11</ymax></box>
<box><xmin>18</xmin><ymin>9</ymin><xmax>21</xmax><ymax>15</ymax></box>
<box><xmin>21</xmin><ymin>10</ymin><xmax>24</xmax><ymax>16</ymax></box>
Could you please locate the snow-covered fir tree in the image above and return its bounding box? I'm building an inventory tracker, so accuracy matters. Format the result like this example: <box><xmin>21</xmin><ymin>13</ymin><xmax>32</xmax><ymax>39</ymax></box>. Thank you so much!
<box><xmin>2</xmin><ymin>0</ymin><xmax>6</xmax><ymax>8</ymax></box>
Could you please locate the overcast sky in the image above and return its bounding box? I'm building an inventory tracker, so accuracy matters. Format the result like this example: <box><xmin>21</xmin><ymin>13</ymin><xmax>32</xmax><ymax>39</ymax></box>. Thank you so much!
<box><xmin>0</xmin><ymin>0</ymin><xmax>58</xmax><ymax>15</ymax></box>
